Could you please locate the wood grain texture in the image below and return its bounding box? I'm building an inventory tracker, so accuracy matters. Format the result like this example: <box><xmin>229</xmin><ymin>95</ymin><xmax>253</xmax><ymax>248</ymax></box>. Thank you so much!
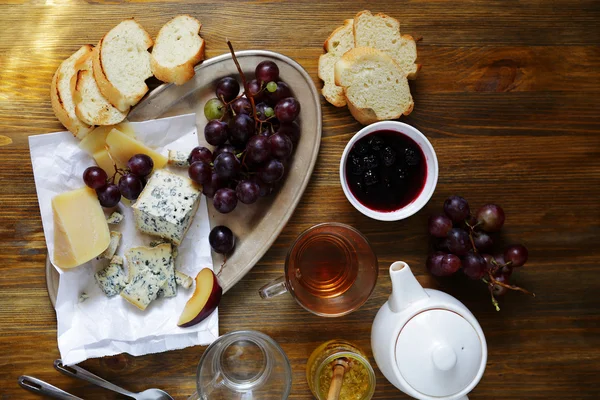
<box><xmin>1</xmin><ymin>0</ymin><xmax>599</xmax><ymax>399</ymax></box>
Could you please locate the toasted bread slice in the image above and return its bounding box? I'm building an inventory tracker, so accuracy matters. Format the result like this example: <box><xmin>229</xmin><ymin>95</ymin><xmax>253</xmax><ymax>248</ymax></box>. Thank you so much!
<box><xmin>73</xmin><ymin>51</ymin><xmax>128</xmax><ymax>126</ymax></box>
<box><xmin>93</xmin><ymin>19</ymin><xmax>153</xmax><ymax>111</ymax></box>
<box><xmin>334</xmin><ymin>47</ymin><xmax>413</xmax><ymax>125</ymax></box>
<box><xmin>50</xmin><ymin>45</ymin><xmax>95</xmax><ymax>139</ymax></box>
<box><xmin>353</xmin><ymin>10</ymin><xmax>420</xmax><ymax>79</ymax></box>
<box><xmin>151</xmin><ymin>15</ymin><xmax>205</xmax><ymax>85</ymax></box>
<box><xmin>318</xmin><ymin>19</ymin><xmax>354</xmax><ymax>107</ymax></box>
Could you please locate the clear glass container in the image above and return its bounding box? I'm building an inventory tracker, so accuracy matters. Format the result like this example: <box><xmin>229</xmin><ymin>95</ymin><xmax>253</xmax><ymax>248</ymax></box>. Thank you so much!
<box><xmin>306</xmin><ymin>340</ymin><xmax>376</xmax><ymax>400</ymax></box>
<box><xmin>189</xmin><ymin>330</ymin><xmax>292</xmax><ymax>400</ymax></box>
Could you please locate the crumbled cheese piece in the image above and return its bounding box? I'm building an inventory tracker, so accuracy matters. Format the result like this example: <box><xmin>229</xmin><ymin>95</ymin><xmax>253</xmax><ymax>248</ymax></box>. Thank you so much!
<box><xmin>168</xmin><ymin>149</ymin><xmax>190</xmax><ymax>167</ymax></box>
<box><xmin>94</xmin><ymin>258</ymin><xmax>127</xmax><ymax>297</ymax></box>
<box><xmin>100</xmin><ymin>231</ymin><xmax>122</xmax><ymax>259</ymax></box>
<box><xmin>175</xmin><ymin>271</ymin><xmax>193</xmax><ymax>289</ymax></box>
<box><xmin>106</xmin><ymin>211</ymin><xmax>124</xmax><ymax>224</ymax></box>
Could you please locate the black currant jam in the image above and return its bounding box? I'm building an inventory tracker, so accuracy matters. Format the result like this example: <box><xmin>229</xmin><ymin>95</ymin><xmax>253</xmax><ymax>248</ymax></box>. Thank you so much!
<box><xmin>345</xmin><ymin>130</ymin><xmax>427</xmax><ymax>212</ymax></box>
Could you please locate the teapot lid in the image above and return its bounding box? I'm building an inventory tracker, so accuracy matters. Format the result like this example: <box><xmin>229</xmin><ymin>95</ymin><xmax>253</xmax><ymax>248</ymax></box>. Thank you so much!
<box><xmin>395</xmin><ymin>309</ymin><xmax>484</xmax><ymax>397</ymax></box>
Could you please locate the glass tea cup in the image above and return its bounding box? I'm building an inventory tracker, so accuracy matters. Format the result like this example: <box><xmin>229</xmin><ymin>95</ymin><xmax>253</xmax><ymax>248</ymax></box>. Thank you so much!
<box><xmin>189</xmin><ymin>330</ymin><xmax>292</xmax><ymax>400</ymax></box>
<box><xmin>259</xmin><ymin>222</ymin><xmax>378</xmax><ymax>317</ymax></box>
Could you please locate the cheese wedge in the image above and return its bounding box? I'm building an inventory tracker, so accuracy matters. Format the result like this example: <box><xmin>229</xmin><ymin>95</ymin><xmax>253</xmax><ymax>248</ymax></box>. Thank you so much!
<box><xmin>105</xmin><ymin>128</ymin><xmax>168</xmax><ymax>169</ymax></box>
<box><xmin>52</xmin><ymin>187</ymin><xmax>110</xmax><ymax>269</ymax></box>
<box><xmin>92</xmin><ymin>148</ymin><xmax>124</xmax><ymax>179</ymax></box>
<box><xmin>79</xmin><ymin>122</ymin><xmax>135</xmax><ymax>155</ymax></box>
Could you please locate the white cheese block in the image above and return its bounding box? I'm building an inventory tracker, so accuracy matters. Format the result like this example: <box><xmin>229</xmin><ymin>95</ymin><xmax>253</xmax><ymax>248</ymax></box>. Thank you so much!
<box><xmin>101</xmin><ymin>231</ymin><xmax>122</xmax><ymax>259</ymax></box>
<box><xmin>106</xmin><ymin>211</ymin><xmax>124</xmax><ymax>224</ymax></box>
<box><xmin>94</xmin><ymin>256</ymin><xmax>127</xmax><ymax>297</ymax></box>
<box><xmin>121</xmin><ymin>244</ymin><xmax>172</xmax><ymax>310</ymax></box>
<box><xmin>132</xmin><ymin>170</ymin><xmax>201</xmax><ymax>245</ymax></box>
<box><xmin>168</xmin><ymin>149</ymin><xmax>190</xmax><ymax>167</ymax></box>
<box><xmin>175</xmin><ymin>271</ymin><xmax>193</xmax><ymax>289</ymax></box>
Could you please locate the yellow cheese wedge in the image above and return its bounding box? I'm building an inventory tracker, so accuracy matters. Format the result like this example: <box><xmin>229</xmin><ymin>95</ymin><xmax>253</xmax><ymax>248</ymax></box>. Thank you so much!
<box><xmin>92</xmin><ymin>149</ymin><xmax>125</xmax><ymax>183</ymax></box>
<box><xmin>79</xmin><ymin>122</ymin><xmax>135</xmax><ymax>155</ymax></box>
<box><xmin>106</xmin><ymin>128</ymin><xmax>168</xmax><ymax>169</ymax></box>
<box><xmin>52</xmin><ymin>187</ymin><xmax>110</xmax><ymax>269</ymax></box>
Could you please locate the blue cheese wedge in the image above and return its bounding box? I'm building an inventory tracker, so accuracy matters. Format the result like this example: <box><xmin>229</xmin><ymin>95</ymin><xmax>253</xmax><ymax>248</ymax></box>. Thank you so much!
<box><xmin>94</xmin><ymin>255</ymin><xmax>127</xmax><ymax>297</ymax></box>
<box><xmin>175</xmin><ymin>271</ymin><xmax>193</xmax><ymax>289</ymax></box>
<box><xmin>132</xmin><ymin>170</ymin><xmax>201</xmax><ymax>245</ymax></box>
<box><xmin>157</xmin><ymin>254</ymin><xmax>177</xmax><ymax>298</ymax></box>
<box><xmin>121</xmin><ymin>244</ymin><xmax>171</xmax><ymax>310</ymax></box>
<box><xmin>106</xmin><ymin>211</ymin><xmax>124</xmax><ymax>224</ymax></box>
<box><xmin>100</xmin><ymin>231</ymin><xmax>122</xmax><ymax>259</ymax></box>
<box><xmin>168</xmin><ymin>150</ymin><xmax>190</xmax><ymax>167</ymax></box>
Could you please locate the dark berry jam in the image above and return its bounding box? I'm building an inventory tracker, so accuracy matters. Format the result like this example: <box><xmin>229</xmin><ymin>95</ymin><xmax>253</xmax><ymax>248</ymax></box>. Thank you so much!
<box><xmin>345</xmin><ymin>130</ymin><xmax>427</xmax><ymax>212</ymax></box>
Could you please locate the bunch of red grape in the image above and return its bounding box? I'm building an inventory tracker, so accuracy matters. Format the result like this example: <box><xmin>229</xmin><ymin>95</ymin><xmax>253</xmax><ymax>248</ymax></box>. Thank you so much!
<box><xmin>188</xmin><ymin>45</ymin><xmax>301</xmax><ymax>214</ymax></box>
<box><xmin>83</xmin><ymin>154</ymin><xmax>154</xmax><ymax>207</ymax></box>
<box><xmin>426</xmin><ymin>195</ymin><xmax>534</xmax><ymax>310</ymax></box>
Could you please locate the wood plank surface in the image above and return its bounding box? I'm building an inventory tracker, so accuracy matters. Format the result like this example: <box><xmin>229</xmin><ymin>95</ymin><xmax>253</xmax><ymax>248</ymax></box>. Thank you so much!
<box><xmin>1</xmin><ymin>0</ymin><xmax>599</xmax><ymax>399</ymax></box>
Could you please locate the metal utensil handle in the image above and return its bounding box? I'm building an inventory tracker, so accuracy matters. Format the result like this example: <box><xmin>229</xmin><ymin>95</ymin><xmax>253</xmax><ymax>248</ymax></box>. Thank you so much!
<box><xmin>54</xmin><ymin>359</ymin><xmax>136</xmax><ymax>398</ymax></box>
<box><xmin>18</xmin><ymin>375</ymin><xmax>84</xmax><ymax>400</ymax></box>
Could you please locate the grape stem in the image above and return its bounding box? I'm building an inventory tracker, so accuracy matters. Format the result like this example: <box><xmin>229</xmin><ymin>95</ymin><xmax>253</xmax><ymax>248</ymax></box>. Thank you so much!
<box><xmin>486</xmin><ymin>271</ymin><xmax>536</xmax><ymax>297</ymax></box>
<box><xmin>226</xmin><ymin>40</ymin><xmax>259</xmax><ymax>125</ymax></box>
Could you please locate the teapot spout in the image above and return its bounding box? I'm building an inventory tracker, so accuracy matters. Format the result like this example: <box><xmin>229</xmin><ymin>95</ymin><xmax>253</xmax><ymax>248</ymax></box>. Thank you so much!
<box><xmin>388</xmin><ymin>261</ymin><xmax>429</xmax><ymax>313</ymax></box>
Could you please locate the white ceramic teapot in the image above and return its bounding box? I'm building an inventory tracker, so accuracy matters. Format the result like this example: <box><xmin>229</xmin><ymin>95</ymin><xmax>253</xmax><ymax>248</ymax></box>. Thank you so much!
<box><xmin>371</xmin><ymin>262</ymin><xmax>487</xmax><ymax>400</ymax></box>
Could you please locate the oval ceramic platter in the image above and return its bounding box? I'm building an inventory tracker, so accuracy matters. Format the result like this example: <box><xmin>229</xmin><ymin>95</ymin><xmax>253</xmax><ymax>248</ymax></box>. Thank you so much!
<box><xmin>46</xmin><ymin>50</ymin><xmax>322</xmax><ymax>306</ymax></box>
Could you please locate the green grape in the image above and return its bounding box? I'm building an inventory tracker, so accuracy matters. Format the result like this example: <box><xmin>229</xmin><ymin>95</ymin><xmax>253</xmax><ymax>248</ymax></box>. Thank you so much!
<box><xmin>265</xmin><ymin>106</ymin><xmax>275</xmax><ymax>118</ymax></box>
<box><xmin>204</xmin><ymin>98</ymin><xmax>225</xmax><ymax>121</ymax></box>
<box><xmin>266</xmin><ymin>81</ymin><xmax>278</xmax><ymax>93</ymax></box>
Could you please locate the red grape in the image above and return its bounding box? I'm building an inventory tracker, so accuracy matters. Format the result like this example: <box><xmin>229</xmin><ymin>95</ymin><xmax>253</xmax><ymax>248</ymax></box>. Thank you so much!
<box><xmin>213</xmin><ymin>152</ymin><xmax>240</xmax><ymax>179</ymax></box>
<box><xmin>275</xmin><ymin>97</ymin><xmax>300</xmax><ymax>123</ymax></box>
<box><xmin>212</xmin><ymin>144</ymin><xmax>237</xmax><ymax>160</ymax></box>
<box><xmin>215</xmin><ymin>77</ymin><xmax>240</xmax><ymax>102</ymax></box>
<box><xmin>202</xmin><ymin>172</ymin><xmax>225</xmax><ymax>198</ymax></box>
<box><xmin>255</xmin><ymin>102</ymin><xmax>274</xmax><ymax>121</ymax></box>
<box><xmin>204</xmin><ymin>120</ymin><xmax>229</xmax><ymax>146</ymax></box>
<box><xmin>209</xmin><ymin>225</ymin><xmax>235</xmax><ymax>254</ymax></box>
<box><xmin>258</xmin><ymin>159</ymin><xmax>284</xmax><ymax>183</ymax></box>
<box><xmin>504</xmin><ymin>244</ymin><xmax>528</xmax><ymax>267</ymax></box>
<box><xmin>255</xmin><ymin>60</ymin><xmax>279</xmax><ymax>83</ymax></box>
<box><xmin>428</xmin><ymin>214</ymin><xmax>453</xmax><ymax>238</ymax></box>
<box><xmin>118</xmin><ymin>173</ymin><xmax>143</xmax><ymax>200</ymax></box>
<box><xmin>83</xmin><ymin>167</ymin><xmax>108</xmax><ymax>189</ymax></box>
<box><xmin>463</xmin><ymin>252</ymin><xmax>487</xmax><ymax>280</ymax></box>
<box><xmin>446</xmin><ymin>228</ymin><xmax>471</xmax><ymax>256</ymax></box>
<box><xmin>229</xmin><ymin>114</ymin><xmax>255</xmax><ymax>146</ymax></box>
<box><xmin>268</xmin><ymin>133</ymin><xmax>293</xmax><ymax>160</ymax></box>
<box><xmin>443</xmin><ymin>195</ymin><xmax>470</xmax><ymax>223</ymax></box>
<box><xmin>188</xmin><ymin>146</ymin><xmax>213</xmax><ymax>165</ymax></box>
<box><xmin>236</xmin><ymin>180</ymin><xmax>260</xmax><ymax>204</ymax></box>
<box><xmin>246</xmin><ymin>135</ymin><xmax>271</xmax><ymax>165</ymax></box>
<box><xmin>231</xmin><ymin>97</ymin><xmax>252</xmax><ymax>115</ymax></box>
<box><xmin>277</xmin><ymin>122</ymin><xmax>300</xmax><ymax>144</ymax></box>
<box><xmin>247</xmin><ymin>79</ymin><xmax>265</xmax><ymax>103</ymax></box>
<box><xmin>265</xmin><ymin>81</ymin><xmax>291</xmax><ymax>106</ymax></box>
<box><xmin>96</xmin><ymin>184</ymin><xmax>121</xmax><ymax>207</ymax></box>
<box><xmin>492</xmin><ymin>274</ymin><xmax>509</xmax><ymax>296</ymax></box>
<box><xmin>427</xmin><ymin>252</ymin><xmax>461</xmax><ymax>276</ymax></box>
<box><xmin>473</xmin><ymin>231</ymin><xmax>494</xmax><ymax>252</ymax></box>
<box><xmin>476</xmin><ymin>204</ymin><xmax>505</xmax><ymax>232</ymax></box>
<box><xmin>127</xmin><ymin>154</ymin><xmax>153</xmax><ymax>177</ymax></box>
<box><xmin>188</xmin><ymin>161</ymin><xmax>212</xmax><ymax>185</ymax></box>
<box><xmin>213</xmin><ymin>188</ymin><xmax>237</xmax><ymax>213</ymax></box>
<box><xmin>250</xmin><ymin>176</ymin><xmax>273</xmax><ymax>197</ymax></box>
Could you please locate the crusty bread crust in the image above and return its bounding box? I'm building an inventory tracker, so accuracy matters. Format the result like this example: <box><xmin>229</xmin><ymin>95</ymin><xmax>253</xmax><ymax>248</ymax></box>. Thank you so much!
<box><xmin>151</xmin><ymin>15</ymin><xmax>205</xmax><ymax>85</ymax></box>
<box><xmin>93</xmin><ymin>19</ymin><xmax>153</xmax><ymax>112</ymax></box>
<box><xmin>318</xmin><ymin>18</ymin><xmax>354</xmax><ymax>107</ymax></box>
<box><xmin>50</xmin><ymin>45</ymin><xmax>94</xmax><ymax>138</ymax></box>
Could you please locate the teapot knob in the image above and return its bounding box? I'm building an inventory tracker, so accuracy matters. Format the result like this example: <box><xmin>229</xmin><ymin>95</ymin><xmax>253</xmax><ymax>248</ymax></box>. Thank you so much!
<box><xmin>431</xmin><ymin>344</ymin><xmax>457</xmax><ymax>371</ymax></box>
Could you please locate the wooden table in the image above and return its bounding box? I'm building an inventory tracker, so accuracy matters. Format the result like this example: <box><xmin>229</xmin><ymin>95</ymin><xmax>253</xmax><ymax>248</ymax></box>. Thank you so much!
<box><xmin>1</xmin><ymin>0</ymin><xmax>599</xmax><ymax>399</ymax></box>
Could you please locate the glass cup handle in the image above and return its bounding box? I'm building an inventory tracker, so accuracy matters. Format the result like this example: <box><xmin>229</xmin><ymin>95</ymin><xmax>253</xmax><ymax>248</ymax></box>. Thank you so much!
<box><xmin>259</xmin><ymin>276</ymin><xmax>288</xmax><ymax>299</ymax></box>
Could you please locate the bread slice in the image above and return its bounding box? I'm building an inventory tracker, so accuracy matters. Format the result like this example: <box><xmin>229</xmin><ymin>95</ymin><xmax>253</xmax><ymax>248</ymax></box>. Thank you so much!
<box><xmin>73</xmin><ymin>50</ymin><xmax>128</xmax><ymax>126</ymax></box>
<box><xmin>317</xmin><ymin>19</ymin><xmax>354</xmax><ymax>107</ymax></box>
<box><xmin>353</xmin><ymin>10</ymin><xmax>420</xmax><ymax>79</ymax></box>
<box><xmin>334</xmin><ymin>47</ymin><xmax>413</xmax><ymax>125</ymax></box>
<box><xmin>93</xmin><ymin>19</ymin><xmax>153</xmax><ymax>112</ymax></box>
<box><xmin>151</xmin><ymin>15</ymin><xmax>205</xmax><ymax>85</ymax></box>
<box><xmin>50</xmin><ymin>45</ymin><xmax>95</xmax><ymax>139</ymax></box>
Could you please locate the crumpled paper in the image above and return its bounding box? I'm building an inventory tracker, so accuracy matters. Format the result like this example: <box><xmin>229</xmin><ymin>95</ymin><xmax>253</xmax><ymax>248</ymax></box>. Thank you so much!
<box><xmin>29</xmin><ymin>113</ymin><xmax>218</xmax><ymax>365</ymax></box>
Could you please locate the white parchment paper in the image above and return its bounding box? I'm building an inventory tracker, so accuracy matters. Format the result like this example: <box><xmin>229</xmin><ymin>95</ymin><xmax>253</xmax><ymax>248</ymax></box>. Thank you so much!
<box><xmin>29</xmin><ymin>113</ymin><xmax>218</xmax><ymax>365</ymax></box>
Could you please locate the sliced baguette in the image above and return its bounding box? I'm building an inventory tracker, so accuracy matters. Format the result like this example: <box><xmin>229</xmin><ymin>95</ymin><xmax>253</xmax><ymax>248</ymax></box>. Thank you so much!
<box><xmin>93</xmin><ymin>19</ymin><xmax>153</xmax><ymax>111</ymax></box>
<box><xmin>334</xmin><ymin>47</ymin><xmax>413</xmax><ymax>125</ymax></box>
<box><xmin>353</xmin><ymin>10</ymin><xmax>420</xmax><ymax>79</ymax></box>
<box><xmin>317</xmin><ymin>19</ymin><xmax>354</xmax><ymax>107</ymax></box>
<box><xmin>151</xmin><ymin>15</ymin><xmax>205</xmax><ymax>85</ymax></box>
<box><xmin>73</xmin><ymin>51</ymin><xmax>128</xmax><ymax>126</ymax></box>
<box><xmin>50</xmin><ymin>45</ymin><xmax>95</xmax><ymax>139</ymax></box>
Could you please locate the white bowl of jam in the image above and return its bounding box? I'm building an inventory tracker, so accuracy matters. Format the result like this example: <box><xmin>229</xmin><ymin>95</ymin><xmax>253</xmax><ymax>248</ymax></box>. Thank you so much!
<box><xmin>340</xmin><ymin>121</ymin><xmax>438</xmax><ymax>221</ymax></box>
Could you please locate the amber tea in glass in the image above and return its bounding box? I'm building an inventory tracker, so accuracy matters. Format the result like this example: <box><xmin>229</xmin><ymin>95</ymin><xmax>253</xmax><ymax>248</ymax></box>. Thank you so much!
<box><xmin>259</xmin><ymin>222</ymin><xmax>378</xmax><ymax>317</ymax></box>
